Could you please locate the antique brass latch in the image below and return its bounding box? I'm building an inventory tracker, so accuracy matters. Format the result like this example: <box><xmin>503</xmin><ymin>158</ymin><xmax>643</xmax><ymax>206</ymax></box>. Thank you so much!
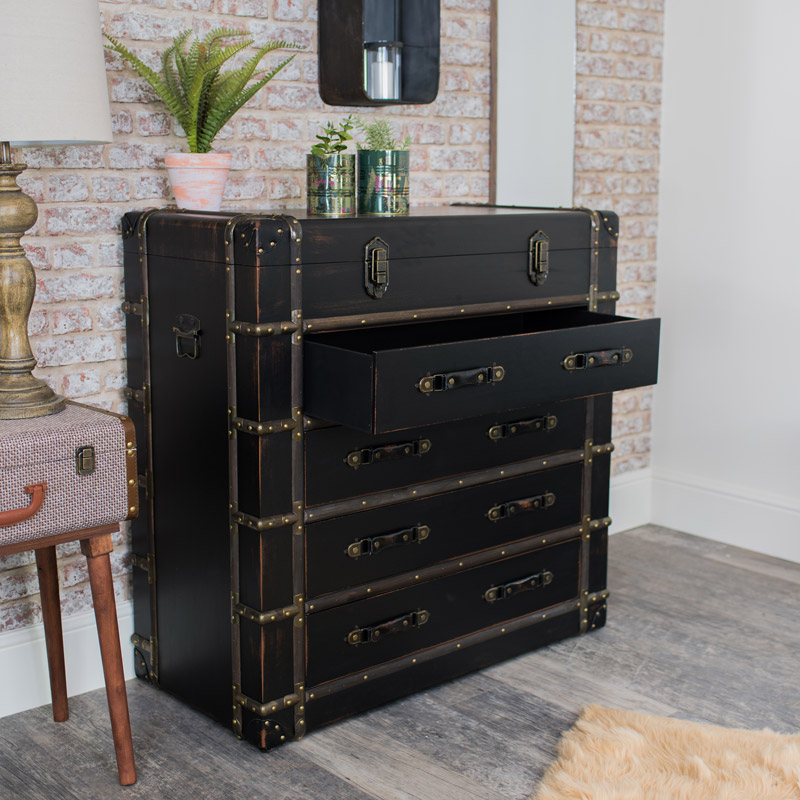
<box><xmin>75</xmin><ymin>445</ymin><xmax>96</xmax><ymax>476</ymax></box>
<box><xmin>347</xmin><ymin>609</ymin><xmax>430</xmax><ymax>645</ymax></box>
<box><xmin>528</xmin><ymin>230</ymin><xmax>549</xmax><ymax>286</ymax></box>
<box><xmin>484</xmin><ymin>570</ymin><xmax>553</xmax><ymax>603</ymax></box>
<box><xmin>364</xmin><ymin>236</ymin><xmax>390</xmax><ymax>298</ymax></box>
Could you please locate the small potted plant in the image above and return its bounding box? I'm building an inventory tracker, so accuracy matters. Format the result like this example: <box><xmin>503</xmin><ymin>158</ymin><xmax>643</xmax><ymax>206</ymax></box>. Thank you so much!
<box><xmin>104</xmin><ymin>28</ymin><xmax>302</xmax><ymax>211</ymax></box>
<box><xmin>356</xmin><ymin>119</ymin><xmax>412</xmax><ymax>216</ymax></box>
<box><xmin>307</xmin><ymin>116</ymin><xmax>356</xmax><ymax>216</ymax></box>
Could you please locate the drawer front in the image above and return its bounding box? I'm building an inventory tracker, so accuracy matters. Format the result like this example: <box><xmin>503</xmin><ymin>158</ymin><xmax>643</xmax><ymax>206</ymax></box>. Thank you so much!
<box><xmin>303</xmin><ymin>249</ymin><xmax>597</xmax><ymax>319</ymax></box>
<box><xmin>306</xmin><ymin>463</ymin><xmax>583</xmax><ymax>598</ymax></box>
<box><xmin>305</xmin><ymin>398</ymin><xmax>587</xmax><ymax>506</ymax></box>
<box><xmin>306</xmin><ymin>538</ymin><xmax>580</xmax><ymax>686</ymax></box>
<box><xmin>305</xmin><ymin>310</ymin><xmax>660</xmax><ymax>433</ymax></box>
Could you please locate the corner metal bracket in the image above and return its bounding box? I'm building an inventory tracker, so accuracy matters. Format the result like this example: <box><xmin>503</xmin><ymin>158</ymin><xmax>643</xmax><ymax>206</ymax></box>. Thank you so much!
<box><xmin>122</xmin><ymin>296</ymin><xmax>148</xmax><ymax>323</ymax></box>
<box><xmin>582</xmin><ymin>440</ymin><xmax>614</xmax><ymax>468</ymax></box>
<box><xmin>131</xmin><ymin>553</ymin><xmax>152</xmax><ymax>584</ymax></box>
<box><xmin>124</xmin><ymin>384</ymin><xmax>151</xmax><ymax>414</ymax></box>
<box><xmin>131</xmin><ymin>632</ymin><xmax>158</xmax><ymax>682</ymax></box>
<box><xmin>228</xmin><ymin>318</ymin><xmax>299</xmax><ymax>337</ymax></box>
<box><xmin>232</xmin><ymin>593</ymin><xmax>303</xmax><ymax>626</ymax></box>
<box><xmin>229</xmin><ymin>407</ymin><xmax>302</xmax><ymax>440</ymax></box>
<box><xmin>231</xmin><ymin>503</ymin><xmax>301</xmax><ymax>532</ymax></box>
<box><xmin>233</xmin><ymin>685</ymin><xmax>301</xmax><ymax>717</ymax></box>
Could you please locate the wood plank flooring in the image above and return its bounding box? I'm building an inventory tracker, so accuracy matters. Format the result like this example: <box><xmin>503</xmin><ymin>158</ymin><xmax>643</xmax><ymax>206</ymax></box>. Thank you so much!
<box><xmin>1</xmin><ymin>526</ymin><xmax>798</xmax><ymax>800</ymax></box>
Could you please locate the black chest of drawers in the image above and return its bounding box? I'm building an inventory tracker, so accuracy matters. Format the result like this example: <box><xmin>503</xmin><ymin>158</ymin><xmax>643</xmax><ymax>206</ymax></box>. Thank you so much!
<box><xmin>122</xmin><ymin>206</ymin><xmax>659</xmax><ymax>749</ymax></box>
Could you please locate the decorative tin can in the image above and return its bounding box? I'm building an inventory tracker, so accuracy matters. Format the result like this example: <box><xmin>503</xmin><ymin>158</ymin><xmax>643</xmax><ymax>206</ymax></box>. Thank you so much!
<box><xmin>358</xmin><ymin>149</ymin><xmax>410</xmax><ymax>216</ymax></box>
<box><xmin>306</xmin><ymin>154</ymin><xmax>356</xmax><ymax>216</ymax></box>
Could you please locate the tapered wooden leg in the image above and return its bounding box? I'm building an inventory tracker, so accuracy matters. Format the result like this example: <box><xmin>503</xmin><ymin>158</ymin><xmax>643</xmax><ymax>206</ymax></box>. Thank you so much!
<box><xmin>81</xmin><ymin>533</ymin><xmax>136</xmax><ymax>786</ymax></box>
<box><xmin>35</xmin><ymin>545</ymin><xmax>68</xmax><ymax>722</ymax></box>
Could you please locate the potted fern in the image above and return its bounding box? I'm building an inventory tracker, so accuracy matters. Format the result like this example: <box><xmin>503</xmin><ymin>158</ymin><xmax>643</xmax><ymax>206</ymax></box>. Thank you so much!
<box><xmin>356</xmin><ymin>119</ymin><xmax>412</xmax><ymax>216</ymax></box>
<box><xmin>307</xmin><ymin>116</ymin><xmax>356</xmax><ymax>216</ymax></box>
<box><xmin>105</xmin><ymin>29</ymin><xmax>302</xmax><ymax>211</ymax></box>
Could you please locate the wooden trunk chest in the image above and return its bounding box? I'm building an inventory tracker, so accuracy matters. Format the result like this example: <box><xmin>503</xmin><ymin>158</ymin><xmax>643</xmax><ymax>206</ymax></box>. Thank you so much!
<box><xmin>122</xmin><ymin>206</ymin><xmax>660</xmax><ymax>749</ymax></box>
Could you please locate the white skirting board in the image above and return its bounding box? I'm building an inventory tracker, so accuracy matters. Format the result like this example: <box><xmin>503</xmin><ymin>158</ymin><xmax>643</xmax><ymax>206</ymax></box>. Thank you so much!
<box><xmin>0</xmin><ymin>600</ymin><xmax>134</xmax><ymax>720</ymax></box>
<box><xmin>651</xmin><ymin>470</ymin><xmax>800</xmax><ymax>564</ymax></box>
<box><xmin>609</xmin><ymin>468</ymin><xmax>653</xmax><ymax>534</ymax></box>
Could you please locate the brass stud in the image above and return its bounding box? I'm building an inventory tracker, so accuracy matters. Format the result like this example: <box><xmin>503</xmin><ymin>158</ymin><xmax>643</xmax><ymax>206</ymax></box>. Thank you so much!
<box><xmin>129</xmin><ymin>506</ymin><xmax>137</xmax><ymax>514</ymax></box>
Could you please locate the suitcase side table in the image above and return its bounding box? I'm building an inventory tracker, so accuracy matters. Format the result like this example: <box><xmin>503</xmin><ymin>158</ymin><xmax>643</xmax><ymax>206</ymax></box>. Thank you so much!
<box><xmin>0</xmin><ymin>402</ymin><xmax>139</xmax><ymax>786</ymax></box>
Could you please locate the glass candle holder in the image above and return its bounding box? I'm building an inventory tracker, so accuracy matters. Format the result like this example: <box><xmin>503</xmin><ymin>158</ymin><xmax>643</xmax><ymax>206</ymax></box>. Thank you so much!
<box><xmin>364</xmin><ymin>41</ymin><xmax>402</xmax><ymax>101</ymax></box>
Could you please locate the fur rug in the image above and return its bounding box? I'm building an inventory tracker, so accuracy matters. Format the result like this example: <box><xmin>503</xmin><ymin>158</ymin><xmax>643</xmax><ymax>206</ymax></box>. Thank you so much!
<box><xmin>533</xmin><ymin>705</ymin><xmax>800</xmax><ymax>800</ymax></box>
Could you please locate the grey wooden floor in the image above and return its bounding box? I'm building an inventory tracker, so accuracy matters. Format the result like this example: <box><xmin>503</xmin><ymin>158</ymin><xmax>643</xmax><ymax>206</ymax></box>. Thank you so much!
<box><xmin>1</xmin><ymin>525</ymin><xmax>798</xmax><ymax>800</ymax></box>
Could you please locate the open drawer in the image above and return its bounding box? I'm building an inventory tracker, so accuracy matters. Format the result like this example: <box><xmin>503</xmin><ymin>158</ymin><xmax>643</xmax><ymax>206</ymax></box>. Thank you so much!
<box><xmin>304</xmin><ymin>309</ymin><xmax>660</xmax><ymax>433</ymax></box>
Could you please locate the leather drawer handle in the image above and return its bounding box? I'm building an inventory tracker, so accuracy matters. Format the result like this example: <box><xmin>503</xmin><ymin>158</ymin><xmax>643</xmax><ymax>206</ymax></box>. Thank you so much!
<box><xmin>347</xmin><ymin>524</ymin><xmax>430</xmax><ymax>558</ymax></box>
<box><xmin>418</xmin><ymin>365</ymin><xmax>505</xmax><ymax>394</ymax></box>
<box><xmin>562</xmin><ymin>348</ymin><xmax>632</xmax><ymax>371</ymax></box>
<box><xmin>484</xmin><ymin>570</ymin><xmax>553</xmax><ymax>603</ymax></box>
<box><xmin>488</xmin><ymin>414</ymin><xmax>557</xmax><ymax>441</ymax></box>
<box><xmin>487</xmin><ymin>491</ymin><xmax>555</xmax><ymax>521</ymax></box>
<box><xmin>0</xmin><ymin>482</ymin><xmax>47</xmax><ymax>528</ymax></box>
<box><xmin>346</xmin><ymin>438</ymin><xmax>431</xmax><ymax>468</ymax></box>
<box><xmin>347</xmin><ymin>609</ymin><xmax>430</xmax><ymax>645</ymax></box>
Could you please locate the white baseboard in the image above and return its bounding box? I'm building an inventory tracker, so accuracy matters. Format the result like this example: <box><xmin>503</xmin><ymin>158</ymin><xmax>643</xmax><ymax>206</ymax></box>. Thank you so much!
<box><xmin>609</xmin><ymin>468</ymin><xmax>653</xmax><ymax>533</ymax></box>
<box><xmin>652</xmin><ymin>470</ymin><xmax>800</xmax><ymax>564</ymax></box>
<box><xmin>0</xmin><ymin>600</ymin><xmax>134</xmax><ymax>719</ymax></box>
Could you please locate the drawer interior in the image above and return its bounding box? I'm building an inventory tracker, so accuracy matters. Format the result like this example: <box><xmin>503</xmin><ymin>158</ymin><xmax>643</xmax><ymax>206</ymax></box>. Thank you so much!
<box><xmin>306</xmin><ymin>309</ymin><xmax>627</xmax><ymax>352</ymax></box>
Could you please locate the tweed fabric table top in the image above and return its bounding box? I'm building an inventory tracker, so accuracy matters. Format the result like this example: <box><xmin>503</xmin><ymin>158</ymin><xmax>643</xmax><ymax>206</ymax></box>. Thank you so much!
<box><xmin>0</xmin><ymin>403</ymin><xmax>137</xmax><ymax>546</ymax></box>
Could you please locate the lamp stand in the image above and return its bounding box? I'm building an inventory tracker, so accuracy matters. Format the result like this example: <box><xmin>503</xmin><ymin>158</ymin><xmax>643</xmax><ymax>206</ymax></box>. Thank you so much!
<box><xmin>0</xmin><ymin>142</ymin><xmax>65</xmax><ymax>418</ymax></box>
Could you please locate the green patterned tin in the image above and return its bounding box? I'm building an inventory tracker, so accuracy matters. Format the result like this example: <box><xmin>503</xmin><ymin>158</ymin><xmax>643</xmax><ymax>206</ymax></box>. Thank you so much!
<box><xmin>357</xmin><ymin>150</ymin><xmax>410</xmax><ymax>216</ymax></box>
<box><xmin>306</xmin><ymin>154</ymin><xmax>356</xmax><ymax>216</ymax></box>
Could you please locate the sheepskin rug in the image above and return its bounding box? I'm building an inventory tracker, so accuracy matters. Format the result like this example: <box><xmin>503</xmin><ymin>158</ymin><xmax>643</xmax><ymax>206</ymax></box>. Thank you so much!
<box><xmin>534</xmin><ymin>705</ymin><xmax>800</xmax><ymax>800</ymax></box>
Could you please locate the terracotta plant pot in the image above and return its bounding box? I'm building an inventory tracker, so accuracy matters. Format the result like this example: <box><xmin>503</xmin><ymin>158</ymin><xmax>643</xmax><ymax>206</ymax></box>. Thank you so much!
<box><xmin>164</xmin><ymin>152</ymin><xmax>232</xmax><ymax>211</ymax></box>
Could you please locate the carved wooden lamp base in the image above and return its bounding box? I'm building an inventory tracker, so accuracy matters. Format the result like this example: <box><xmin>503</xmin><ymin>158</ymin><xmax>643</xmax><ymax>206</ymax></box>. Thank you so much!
<box><xmin>0</xmin><ymin>145</ymin><xmax>65</xmax><ymax>419</ymax></box>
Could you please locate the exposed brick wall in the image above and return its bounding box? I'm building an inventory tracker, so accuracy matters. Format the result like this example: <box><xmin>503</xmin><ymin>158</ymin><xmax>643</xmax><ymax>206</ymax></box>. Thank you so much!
<box><xmin>574</xmin><ymin>0</ymin><xmax>663</xmax><ymax>476</ymax></box>
<box><xmin>3</xmin><ymin>0</ymin><xmax>492</xmax><ymax>634</ymax></box>
<box><xmin>3</xmin><ymin>0</ymin><xmax>664</xmax><ymax>635</ymax></box>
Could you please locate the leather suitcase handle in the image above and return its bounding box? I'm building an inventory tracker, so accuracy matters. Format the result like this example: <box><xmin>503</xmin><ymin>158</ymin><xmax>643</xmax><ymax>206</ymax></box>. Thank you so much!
<box><xmin>347</xmin><ymin>609</ymin><xmax>431</xmax><ymax>645</ymax></box>
<box><xmin>0</xmin><ymin>482</ymin><xmax>47</xmax><ymax>528</ymax></box>
<box><xmin>418</xmin><ymin>365</ymin><xmax>505</xmax><ymax>394</ymax></box>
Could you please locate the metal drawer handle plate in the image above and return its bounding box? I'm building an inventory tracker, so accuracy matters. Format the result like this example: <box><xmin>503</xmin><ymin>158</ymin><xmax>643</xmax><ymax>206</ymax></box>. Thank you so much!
<box><xmin>346</xmin><ymin>438</ymin><xmax>431</xmax><ymax>468</ymax></box>
<box><xmin>563</xmin><ymin>348</ymin><xmax>632</xmax><ymax>371</ymax></box>
<box><xmin>488</xmin><ymin>414</ymin><xmax>557</xmax><ymax>441</ymax></box>
<box><xmin>347</xmin><ymin>524</ymin><xmax>431</xmax><ymax>558</ymax></box>
<box><xmin>487</xmin><ymin>492</ymin><xmax>555</xmax><ymax>522</ymax></box>
<box><xmin>0</xmin><ymin>482</ymin><xmax>47</xmax><ymax>528</ymax></box>
<box><xmin>484</xmin><ymin>570</ymin><xmax>553</xmax><ymax>603</ymax></box>
<box><xmin>418</xmin><ymin>365</ymin><xmax>505</xmax><ymax>394</ymax></box>
<box><xmin>347</xmin><ymin>609</ymin><xmax>430</xmax><ymax>645</ymax></box>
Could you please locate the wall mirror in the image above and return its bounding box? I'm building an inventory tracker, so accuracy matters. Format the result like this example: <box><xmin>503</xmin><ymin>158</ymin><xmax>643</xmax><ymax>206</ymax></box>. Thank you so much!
<box><xmin>491</xmin><ymin>0</ymin><xmax>576</xmax><ymax>207</ymax></box>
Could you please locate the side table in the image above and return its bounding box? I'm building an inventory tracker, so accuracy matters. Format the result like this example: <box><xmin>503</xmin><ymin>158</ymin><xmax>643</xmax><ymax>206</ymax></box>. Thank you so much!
<box><xmin>0</xmin><ymin>402</ymin><xmax>139</xmax><ymax>785</ymax></box>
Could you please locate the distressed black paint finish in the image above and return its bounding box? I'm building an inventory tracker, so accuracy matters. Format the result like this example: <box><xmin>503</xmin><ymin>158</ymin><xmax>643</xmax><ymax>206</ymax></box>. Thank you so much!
<box><xmin>305</xmin><ymin>310</ymin><xmax>660</xmax><ymax>433</ymax></box>
<box><xmin>121</xmin><ymin>205</ymin><xmax>651</xmax><ymax>749</ymax></box>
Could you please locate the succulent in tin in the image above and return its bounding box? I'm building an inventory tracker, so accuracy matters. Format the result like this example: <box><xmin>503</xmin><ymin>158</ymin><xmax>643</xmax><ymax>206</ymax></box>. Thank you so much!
<box><xmin>311</xmin><ymin>116</ymin><xmax>356</xmax><ymax>157</ymax></box>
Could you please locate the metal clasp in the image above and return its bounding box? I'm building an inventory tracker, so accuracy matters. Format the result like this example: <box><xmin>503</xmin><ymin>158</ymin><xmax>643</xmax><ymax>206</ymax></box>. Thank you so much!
<box><xmin>364</xmin><ymin>236</ymin><xmax>390</xmax><ymax>298</ymax></box>
<box><xmin>75</xmin><ymin>445</ymin><xmax>96</xmax><ymax>476</ymax></box>
<box><xmin>528</xmin><ymin>230</ymin><xmax>550</xmax><ymax>286</ymax></box>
